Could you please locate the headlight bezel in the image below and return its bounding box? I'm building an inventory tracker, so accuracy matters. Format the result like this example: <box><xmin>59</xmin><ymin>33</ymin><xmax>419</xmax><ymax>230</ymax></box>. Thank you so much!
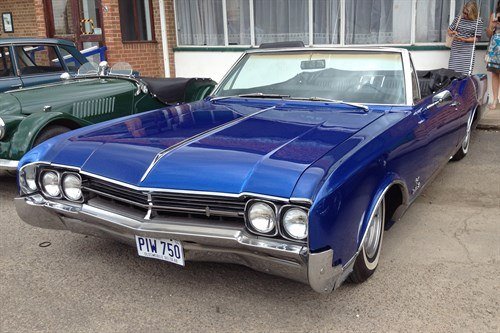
<box><xmin>244</xmin><ymin>199</ymin><xmax>279</xmax><ymax>236</ymax></box>
<box><xmin>40</xmin><ymin>169</ymin><xmax>62</xmax><ymax>199</ymax></box>
<box><xmin>61</xmin><ymin>172</ymin><xmax>83</xmax><ymax>202</ymax></box>
<box><xmin>279</xmin><ymin>205</ymin><xmax>309</xmax><ymax>241</ymax></box>
<box><xmin>19</xmin><ymin>163</ymin><xmax>39</xmax><ymax>194</ymax></box>
<box><xmin>0</xmin><ymin>117</ymin><xmax>5</xmax><ymax>140</ymax></box>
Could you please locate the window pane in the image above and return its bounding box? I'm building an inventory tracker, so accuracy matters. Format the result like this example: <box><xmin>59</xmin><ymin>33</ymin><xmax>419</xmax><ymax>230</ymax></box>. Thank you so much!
<box><xmin>58</xmin><ymin>46</ymin><xmax>83</xmax><ymax>72</ymax></box>
<box><xmin>0</xmin><ymin>47</ymin><xmax>14</xmax><ymax>77</ymax></box>
<box><xmin>15</xmin><ymin>46</ymin><xmax>64</xmax><ymax>75</ymax></box>
<box><xmin>454</xmin><ymin>0</ymin><xmax>495</xmax><ymax>42</ymax></box>
<box><xmin>345</xmin><ymin>0</ymin><xmax>411</xmax><ymax>44</ymax></box>
<box><xmin>415</xmin><ymin>0</ymin><xmax>450</xmax><ymax>43</ymax></box>
<box><xmin>254</xmin><ymin>0</ymin><xmax>309</xmax><ymax>45</ymax></box>
<box><xmin>176</xmin><ymin>0</ymin><xmax>225</xmax><ymax>46</ymax></box>
<box><xmin>217</xmin><ymin>52</ymin><xmax>406</xmax><ymax>104</ymax></box>
<box><xmin>79</xmin><ymin>0</ymin><xmax>103</xmax><ymax>36</ymax></box>
<box><xmin>50</xmin><ymin>0</ymin><xmax>75</xmax><ymax>36</ymax></box>
<box><xmin>119</xmin><ymin>0</ymin><xmax>154</xmax><ymax>41</ymax></box>
<box><xmin>313</xmin><ymin>0</ymin><xmax>341</xmax><ymax>44</ymax></box>
<box><xmin>227</xmin><ymin>0</ymin><xmax>251</xmax><ymax>45</ymax></box>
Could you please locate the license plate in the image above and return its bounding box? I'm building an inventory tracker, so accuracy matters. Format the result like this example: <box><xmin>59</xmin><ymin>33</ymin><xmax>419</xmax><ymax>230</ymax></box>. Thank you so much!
<box><xmin>135</xmin><ymin>236</ymin><xmax>185</xmax><ymax>266</ymax></box>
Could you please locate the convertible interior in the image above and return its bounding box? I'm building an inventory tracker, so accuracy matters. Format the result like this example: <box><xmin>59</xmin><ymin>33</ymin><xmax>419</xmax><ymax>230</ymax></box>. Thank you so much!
<box><xmin>417</xmin><ymin>68</ymin><xmax>465</xmax><ymax>98</ymax></box>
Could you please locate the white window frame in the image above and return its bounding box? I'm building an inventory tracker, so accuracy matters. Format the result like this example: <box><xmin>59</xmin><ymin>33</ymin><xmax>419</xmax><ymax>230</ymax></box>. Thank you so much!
<box><xmin>173</xmin><ymin>0</ymin><xmax>492</xmax><ymax>48</ymax></box>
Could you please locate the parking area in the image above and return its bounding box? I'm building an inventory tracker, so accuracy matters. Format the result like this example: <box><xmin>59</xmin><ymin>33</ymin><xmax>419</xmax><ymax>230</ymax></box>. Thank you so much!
<box><xmin>1</xmin><ymin>130</ymin><xmax>499</xmax><ymax>332</ymax></box>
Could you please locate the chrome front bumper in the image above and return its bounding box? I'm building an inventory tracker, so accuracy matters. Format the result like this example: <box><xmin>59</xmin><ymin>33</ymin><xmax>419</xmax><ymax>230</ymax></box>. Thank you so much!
<box><xmin>15</xmin><ymin>195</ymin><xmax>344</xmax><ymax>293</ymax></box>
<box><xmin>0</xmin><ymin>159</ymin><xmax>18</xmax><ymax>171</ymax></box>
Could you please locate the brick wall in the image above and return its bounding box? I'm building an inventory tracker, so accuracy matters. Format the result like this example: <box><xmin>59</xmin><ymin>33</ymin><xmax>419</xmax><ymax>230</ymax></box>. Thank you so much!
<box><xmin>102</xmin><ymin>0</ymin><xmax>176</xmax><ymax>78</ymax></box>
<box><xmin>0</xmin><ymin>0</ymin><xmax>176</xmax><ymax>78</ymax></box>
<box><xmin>0</xmin><ymin>0</ymin><xmax>45</xmax><ymax>38</ymax></box>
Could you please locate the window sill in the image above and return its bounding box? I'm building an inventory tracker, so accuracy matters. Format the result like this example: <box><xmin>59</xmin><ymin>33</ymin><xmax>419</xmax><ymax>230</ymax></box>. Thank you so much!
<box><xmin>121</xmin><ymin>40</ymin><xmax>157</xmax><ymax>44</ymax></box>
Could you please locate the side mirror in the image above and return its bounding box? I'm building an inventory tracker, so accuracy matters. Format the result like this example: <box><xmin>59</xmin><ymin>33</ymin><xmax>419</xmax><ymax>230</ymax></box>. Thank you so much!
<box><xmin>431</xmin><ymin>90</ymin><xmax>453</xmax><ymax>108</ymax></box>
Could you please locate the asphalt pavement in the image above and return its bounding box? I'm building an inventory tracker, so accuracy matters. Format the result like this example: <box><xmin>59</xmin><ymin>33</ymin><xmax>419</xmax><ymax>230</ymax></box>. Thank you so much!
<box><xmin>1</xmin><ymin>130</ymin><xmax>499</xmax><ymax>333</ymax></box>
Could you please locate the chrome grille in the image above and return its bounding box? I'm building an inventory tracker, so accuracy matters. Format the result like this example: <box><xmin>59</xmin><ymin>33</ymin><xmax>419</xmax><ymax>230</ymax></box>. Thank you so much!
<box><xmin>82</xmin><ymin>177</ymin><xmax>245</xmax><ymax>221</ymax></box>
<box><xmin>151</xmin><ymin>193</ymin><xmax>246</xmax><ymax>218</ymax></box>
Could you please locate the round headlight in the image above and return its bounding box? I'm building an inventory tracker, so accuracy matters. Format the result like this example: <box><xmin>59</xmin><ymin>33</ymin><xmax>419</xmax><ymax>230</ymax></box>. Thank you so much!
<box><xmin>62</xmin><ymin>173</ymin><xmax>82</xmax><ymax>201</ymax></box>
<box><xmin>41</xmin><ymin>171</ymin><xmax>60</xmax><ymax>197</ymax></box>
<box><xmin>283</xmin><ymin>208</ymin><xmax>308</xmax><ymax>240</ymax></box>
<box><xmin>247</xmin><ymin>202</ymin><xmax>276</xmax><ymax>234</ymax></box>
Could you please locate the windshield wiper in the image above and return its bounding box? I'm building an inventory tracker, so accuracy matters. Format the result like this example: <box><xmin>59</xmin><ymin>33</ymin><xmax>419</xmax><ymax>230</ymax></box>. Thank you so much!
<box><xmin>290</xmin><ymin>96</ymin><xmax>369</xmax><ymax>112</ymax></box>
<box><xmin>238</xmin><ymin>93</ymin><xmax>290</xmax><ymax>99</ymax></box>
<box><xmin>208</xmin><ymin>93</ymin><xmax>289</xmax><ymax>102</ymax></box>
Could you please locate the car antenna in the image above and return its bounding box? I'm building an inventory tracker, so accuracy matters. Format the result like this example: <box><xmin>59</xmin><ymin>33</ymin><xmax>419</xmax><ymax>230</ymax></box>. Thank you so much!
<box><xmin>468</xmin><ymin>0</ymin><xmax>482</xmax><ymax>76</ymax></box>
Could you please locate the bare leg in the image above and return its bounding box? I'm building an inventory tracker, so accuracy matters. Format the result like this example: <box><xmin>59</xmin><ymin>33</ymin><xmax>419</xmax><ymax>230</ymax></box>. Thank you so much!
<box><xmin>489</xmin><ymin>73</ymin><xmax>499</xmax><ymax>109</ymax></box>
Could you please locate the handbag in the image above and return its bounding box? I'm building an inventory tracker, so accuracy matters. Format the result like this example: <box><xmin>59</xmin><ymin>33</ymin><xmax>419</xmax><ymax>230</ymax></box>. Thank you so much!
<box><xmin>446</xmin><ymin>16</ymin><xmax>462</xmax><ymax>48</ymax></box>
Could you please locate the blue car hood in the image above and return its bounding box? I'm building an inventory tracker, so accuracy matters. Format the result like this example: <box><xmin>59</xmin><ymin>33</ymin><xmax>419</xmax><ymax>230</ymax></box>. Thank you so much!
<box><xmin>48</xmin><ymin>99</ymin><xmax>385</xmax><ymax>198</ymax></box>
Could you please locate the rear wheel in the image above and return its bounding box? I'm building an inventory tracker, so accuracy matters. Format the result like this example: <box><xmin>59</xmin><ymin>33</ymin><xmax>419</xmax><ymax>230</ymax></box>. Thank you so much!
<box><xmin>451</xmin><ymin>109</ymin><xmax>475</xmax><ymax>161</ymax></box>
<box><xmin>349</xmin><ymin>197</ymin><xmax>385</xmax><ymax>283</ymax></box>
<box><xmin>33</xmin><ymin>125</ymin><xmax>71</xmax><ymax>147</ymax></box>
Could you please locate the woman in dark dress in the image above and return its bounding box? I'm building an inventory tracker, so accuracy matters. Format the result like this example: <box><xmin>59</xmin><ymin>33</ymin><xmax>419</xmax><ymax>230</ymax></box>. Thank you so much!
<box><xmin>448</xmin><ymin>1</ymin><xmax>483</xmax><ymax>75</ymax></box>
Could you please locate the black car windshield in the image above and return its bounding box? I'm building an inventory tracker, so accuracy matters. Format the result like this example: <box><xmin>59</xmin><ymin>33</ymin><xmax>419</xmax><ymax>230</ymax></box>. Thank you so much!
<box><xmin>215</xmin><ymin>51</ymin><xmax>406</xmax><ymax>105</ymax></box>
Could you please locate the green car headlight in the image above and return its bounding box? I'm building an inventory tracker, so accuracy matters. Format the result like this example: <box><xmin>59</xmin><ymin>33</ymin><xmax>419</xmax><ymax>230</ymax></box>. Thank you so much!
<box><xmin>0</xmin><ymin>117</ymin><xmax>5</xmax><ymax>140</ymax></box>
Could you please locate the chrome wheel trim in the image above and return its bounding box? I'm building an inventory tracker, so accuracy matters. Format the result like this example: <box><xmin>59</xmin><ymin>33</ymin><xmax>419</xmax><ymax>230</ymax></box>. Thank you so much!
<box><xmin>362</xmin><ymin>197</ymin><xmax>385</xmax><ymax>271</ymax></box>
<box><xmin>462</xmin><ymin>110</ymin><xmax>474</xmax><ymax>154</ymax></box>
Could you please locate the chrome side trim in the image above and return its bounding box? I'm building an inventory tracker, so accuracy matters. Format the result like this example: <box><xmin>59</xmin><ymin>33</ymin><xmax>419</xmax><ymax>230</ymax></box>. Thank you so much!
<box><xmin>289</xmin><ymin>197</ymin><xmax>313</xmax><ymax>205</ymax></box>
<box><xmin>140</xmin><ymin>105</ymin><xmax>277</xmax><ymax>182</ymax></box>
<box><xmin>0</xmin><ymin>159</ymin><xmax>19</xmax><ymax>171</ymax></box>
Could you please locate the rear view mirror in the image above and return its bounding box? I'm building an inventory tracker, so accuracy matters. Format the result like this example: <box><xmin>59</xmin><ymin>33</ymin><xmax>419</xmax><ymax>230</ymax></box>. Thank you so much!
<box><xmin>300</xmin><ymin>59</ymin><xmax>325</xmax><ymax>70</ymax></box>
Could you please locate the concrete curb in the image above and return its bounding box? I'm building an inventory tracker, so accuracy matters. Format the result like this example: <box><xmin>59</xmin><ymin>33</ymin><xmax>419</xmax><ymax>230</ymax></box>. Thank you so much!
<box><xmin>477</xmin><ymin>123</ymin><xmax>500</xmax><ymax>130</ymax></box>
<box><xmin>477</xmin><ymin>107</ymin><xmax>500</xmax><ymax>131</ymax></box>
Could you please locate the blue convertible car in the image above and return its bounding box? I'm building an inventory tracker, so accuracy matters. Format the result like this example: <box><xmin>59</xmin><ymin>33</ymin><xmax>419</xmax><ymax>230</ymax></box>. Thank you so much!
<box><xmin>15</xmin><ymin>47</ymin><xmax>487</xmax><ymax>293</ymax></box>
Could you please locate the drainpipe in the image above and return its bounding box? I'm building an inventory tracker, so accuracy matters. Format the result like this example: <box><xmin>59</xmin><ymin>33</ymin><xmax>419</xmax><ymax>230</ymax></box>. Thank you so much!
<box><xmin>159</xmin><ymin>0</ymin><xmax>171</xmax><ymax>77</ymax></box>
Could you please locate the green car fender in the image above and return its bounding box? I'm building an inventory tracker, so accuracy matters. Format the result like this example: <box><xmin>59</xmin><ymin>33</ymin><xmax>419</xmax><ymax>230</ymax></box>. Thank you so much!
<box><xmin>8</xmin><ymin>112</ymin><xmax>91</xmax><ymax>160</ymax></box>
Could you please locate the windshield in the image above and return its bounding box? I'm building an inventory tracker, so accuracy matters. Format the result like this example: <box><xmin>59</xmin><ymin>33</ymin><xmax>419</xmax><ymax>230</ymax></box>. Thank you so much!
<box><xmin>215</xmin><ymin>51</ymin><xmax>406</xmax><ymax>105</ymax></box>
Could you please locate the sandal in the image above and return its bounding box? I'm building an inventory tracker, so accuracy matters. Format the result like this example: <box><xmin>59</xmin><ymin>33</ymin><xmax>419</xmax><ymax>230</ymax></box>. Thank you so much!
<box><xmin>488</xmin><ymin>102</ymin><xmax>497</xmax><ymax>110</ymax></box>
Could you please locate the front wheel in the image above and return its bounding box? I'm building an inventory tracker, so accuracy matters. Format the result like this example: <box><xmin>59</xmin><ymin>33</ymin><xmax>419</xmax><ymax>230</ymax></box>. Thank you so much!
<box><xmin>349</xmin><ymin>197</ymin><xmax>385</xmax><ymax>283</ymax></box>
<box><xmin>451</xmin><ymin>109</ymin><xmax>475</xmax><ymax>161</ymax></box>
<box><xmin>33</xmin><ymin>125</ymin><xmax>71</xmax><ymax>147</ymax></box>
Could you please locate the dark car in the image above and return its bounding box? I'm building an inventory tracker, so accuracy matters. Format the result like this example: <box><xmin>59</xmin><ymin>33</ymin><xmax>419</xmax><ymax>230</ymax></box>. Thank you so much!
<box><xmin>0</xmin><ymin>38</ymin><xmax>88</xmax><ymax>92</ymax></box>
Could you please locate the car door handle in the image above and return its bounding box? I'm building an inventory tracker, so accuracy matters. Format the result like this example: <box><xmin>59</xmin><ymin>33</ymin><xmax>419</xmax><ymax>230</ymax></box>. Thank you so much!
<box><xmin>450</xmin><ymin>101</ymin><xmax>460</xmax><ymax>107</ymax></box>
<box><xmin>10</xmin><ymin>84</ymin><xmax>22</xmax><ymax>88</ymax></box>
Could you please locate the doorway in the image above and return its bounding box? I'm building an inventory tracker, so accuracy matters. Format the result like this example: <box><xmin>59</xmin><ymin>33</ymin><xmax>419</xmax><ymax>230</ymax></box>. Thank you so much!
<box><xmin>44</xmin><ymin>0</ymin><xmax>105</xmax><ymax>62</ymax></box>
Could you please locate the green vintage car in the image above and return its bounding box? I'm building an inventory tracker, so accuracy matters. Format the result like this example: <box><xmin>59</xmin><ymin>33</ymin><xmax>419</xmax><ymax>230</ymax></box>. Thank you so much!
<box><xmin>0</xmin><ymin>62</ymin><xmax>216</xmax><ymax>170</ymax></box>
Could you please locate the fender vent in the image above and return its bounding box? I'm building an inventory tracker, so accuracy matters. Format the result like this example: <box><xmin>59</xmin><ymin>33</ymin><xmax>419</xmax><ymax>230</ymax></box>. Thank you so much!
<box><xmin>73</xmin><ymin>97</ymin><xmax>116</xmax><ymax>118</ymax></box>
